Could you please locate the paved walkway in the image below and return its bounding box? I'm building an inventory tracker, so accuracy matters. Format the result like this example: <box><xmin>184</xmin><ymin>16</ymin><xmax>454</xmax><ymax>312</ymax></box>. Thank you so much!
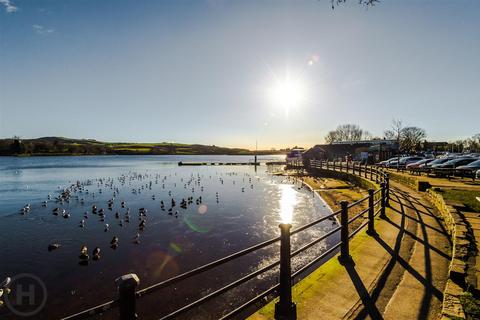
<box><xmin>249</xmin><ymin>181</ymin><xmax>451</xmax><ymax>320</ymax></box>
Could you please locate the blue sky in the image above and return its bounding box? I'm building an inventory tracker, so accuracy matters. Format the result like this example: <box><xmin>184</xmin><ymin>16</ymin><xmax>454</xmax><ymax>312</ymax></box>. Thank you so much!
<box><xmin>1</xmin><ymin>0</ymin><xmax>479</xmax><ymax>149</ymax></box>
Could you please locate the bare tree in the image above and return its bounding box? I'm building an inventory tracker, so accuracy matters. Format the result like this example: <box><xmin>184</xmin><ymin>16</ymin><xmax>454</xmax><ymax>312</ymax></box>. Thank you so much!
<box><xmin>465</xmin><ymin>134</ymin><xmax>480</xmax><ymax>152</ymax></box>
<box><xmin>324</xmin><ymin>124</ymin><xmax>370</xmax><ymax>143</ymax></box>
<box><xmin>330</xmin><ymin>0</ymin><xmax>379</xmax><ymax>9</ymax></box>
<box><xmin>401</xmin><ymin>127</ymin><xmax>427</xmax><ymax>153</ymax></box>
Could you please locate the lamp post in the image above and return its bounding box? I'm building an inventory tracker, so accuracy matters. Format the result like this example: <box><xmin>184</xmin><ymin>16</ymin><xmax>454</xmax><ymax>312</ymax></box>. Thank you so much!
<box><xmin>275</xmin><ymin>223</ymin><xmax>297</xmax><ymax>320</ymax></box>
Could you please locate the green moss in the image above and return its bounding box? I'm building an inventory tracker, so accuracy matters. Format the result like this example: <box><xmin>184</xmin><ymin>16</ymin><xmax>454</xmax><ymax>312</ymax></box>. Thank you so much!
<box><xmin>439</xmin><ymin>189</ymin><xmax>480</xmax><ymax>212</ymax></box>
<box><xmin>459</xmin><ymin>292</ymin><xmax>480</xmax><ymax>319</ymax></box>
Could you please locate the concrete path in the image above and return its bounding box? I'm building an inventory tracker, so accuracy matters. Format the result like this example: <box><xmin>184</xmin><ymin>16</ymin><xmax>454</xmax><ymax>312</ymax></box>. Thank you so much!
<box><xmin>249</xmin><ymin>181</ymin><xmax>451</xmax><ymax>320</ymax></box>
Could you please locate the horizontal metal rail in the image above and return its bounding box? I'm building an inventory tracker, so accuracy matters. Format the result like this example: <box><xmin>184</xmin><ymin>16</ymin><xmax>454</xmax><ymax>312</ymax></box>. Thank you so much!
<box><xmin>291</xmin><ymin>226</ymin><xmax>342</xmax><ymax>258</ymax></box>
<box><xmin>218</xmin><ymin>284</ymin><xmax>280</xmax><ymax>320</ymax></box>
<box><xmin>347</xmin><ymin>195</ymin><xmax>369</xmax><ymax>209</ymax></box>
<box><xmin>137</xmin><ymin>235</ymin><xmax>281</xmax><ymax>297</ymax></box>
<box><xmin>291</xmin><ymin>241</ymin><xmax>342</xmax><ymax>278</ymax></box>
<box><xmin>61</xmin><ymin>299</ymin><xmax>118</xmax><ymax>320</ymax></box>
<box><xmin>348</xmin><ymin>207</ymin><xmax>369</xmax><ymax>224</ymax></box>
<box><xmin>349</xmin><ymin>220</ymin><xmax>369</xmax><ymax>239</ymax></box>
<box><xmin>159</xmin><ymin>259</ymin><xmax>281</xmax><ymax>319</ymax></box>
<box><xmin>290</xmin><ymin>210</ymin><xmax>341</xmax><ymax>236</ymax></box>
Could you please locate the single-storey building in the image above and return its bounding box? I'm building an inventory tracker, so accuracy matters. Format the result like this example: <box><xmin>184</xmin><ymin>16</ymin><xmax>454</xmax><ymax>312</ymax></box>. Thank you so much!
<box><xmin>302</xmin><ymin>139</ymin><xmax>399</xmax><ymax>165</ymax></box>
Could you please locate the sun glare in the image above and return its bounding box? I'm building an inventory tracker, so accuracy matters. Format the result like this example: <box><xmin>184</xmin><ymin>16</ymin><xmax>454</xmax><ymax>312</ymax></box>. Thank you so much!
<box><xmin>279</xmin><ymin>184</ymin><xmax>298</xmax><ymax>224</ymax></box>
<box><xmin>268</xmin><ymin>73</ymin><xmax>307</xmax><ymax>116</ymax></box>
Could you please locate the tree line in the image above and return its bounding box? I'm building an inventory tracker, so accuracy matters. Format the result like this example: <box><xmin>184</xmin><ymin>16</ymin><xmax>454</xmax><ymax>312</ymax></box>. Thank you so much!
<box><xmin>324</xmin><ymin>120</ymin><xmax>480</xmax><ymax>154</ymax></box>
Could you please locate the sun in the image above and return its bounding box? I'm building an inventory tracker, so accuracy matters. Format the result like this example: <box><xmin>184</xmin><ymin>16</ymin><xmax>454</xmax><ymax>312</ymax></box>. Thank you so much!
<box><xmin>268</xmin><ymin>73</ymin><xmax>307</xmax><ymax>116</ymax></box>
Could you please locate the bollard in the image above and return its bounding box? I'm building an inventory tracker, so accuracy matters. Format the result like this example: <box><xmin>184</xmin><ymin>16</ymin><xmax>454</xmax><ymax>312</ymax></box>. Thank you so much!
<box><xmin>275</xmin><ymin>224</ymin><xmax>297</xmax><ymax>320</ymax></box>
<box><xmin>338</xmin><ymin>201</ymin><xmax>352</xmax><ymax>264</ymax></box>
<box><xmin>116</xmin><ymin>274</ymin><xmax>140</xmax><ymax>320</ymax></box>
<box><xmin>385</xmin><ymin>174</ymin><xmax>390</xmax><ymax>207</ymax></box>
<box><xmin>380</xmin><ymin>182</ymin><xmax>386</xmax><ymax>219</ymax></box>
<box><xmin>367</xmin><ymin>189</ymin><xmax>376</xmax><ymax>235</ymax></box>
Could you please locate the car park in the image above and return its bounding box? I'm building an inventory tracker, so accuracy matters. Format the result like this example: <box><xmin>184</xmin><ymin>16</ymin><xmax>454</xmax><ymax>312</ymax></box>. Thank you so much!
<box><xmin>431</xmin><ymin>157</ymin><xmax>478</xmax><ymax>169</ymax></box>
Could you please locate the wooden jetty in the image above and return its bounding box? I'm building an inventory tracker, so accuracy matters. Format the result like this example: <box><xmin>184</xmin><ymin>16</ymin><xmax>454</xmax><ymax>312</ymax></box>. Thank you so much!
<box><xmin>178</xmin><ymin>161</ymin><xmax>260</xmax><ymax>166</ymax></box>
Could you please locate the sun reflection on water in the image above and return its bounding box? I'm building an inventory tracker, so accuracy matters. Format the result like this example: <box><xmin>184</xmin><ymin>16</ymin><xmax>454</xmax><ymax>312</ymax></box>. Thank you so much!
<box><xmin>279</xmin><ymin>184</ymin><xmax>298</xmax><ymax>224</ymax></box>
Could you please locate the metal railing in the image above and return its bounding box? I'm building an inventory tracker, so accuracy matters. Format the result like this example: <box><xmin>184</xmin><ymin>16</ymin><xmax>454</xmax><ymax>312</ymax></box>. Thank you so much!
<box><xmin>61</xmin><ymin>159</ymin><xmax>390</xmax><ymax>320</ymax></box>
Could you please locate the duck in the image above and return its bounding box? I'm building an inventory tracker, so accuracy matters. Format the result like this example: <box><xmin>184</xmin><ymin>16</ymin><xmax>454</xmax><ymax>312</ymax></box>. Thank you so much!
<box><xmin>48</xmin><ymin>243</ymin><xmax>61</xmax><ymax>251</ymax></box>
<box><xmin>110</xmin><ymin>236</ymin><xmax>119</xmax><ymax>247</ymax></box>
<box><xmin>92</xmin><ymin>247</ymin><xmax>101</xmax><ymax>260</ymax></box>
<box><xmin>79</xmin><ymin>219</ymin><xmax>85</xmax><ymax>228</ymax></box>
<box><xmin>133</xmin><ymin>233</ymin><xmax>140</xmax><ymax>244</ymax></box>
<box><xmin>79</xmin><ymin>245</ymin><xmax>89</xmax><ymax>260</ymax></box>
<box><xmin>104</xmin><ymin>223</ymin><xmax>109</xmax><ymax>232</ymax></box>
<box><xmin>139</xmin><ymin>220</ymin><xmax>146</xmax><ymax>229</ymax></box>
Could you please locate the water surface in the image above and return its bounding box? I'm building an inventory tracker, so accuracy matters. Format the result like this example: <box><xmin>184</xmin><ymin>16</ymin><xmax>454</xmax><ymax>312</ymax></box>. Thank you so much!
<box><xmin>0</xmin><ymin>155</ymin><xmax>338</xmax><ymax>319</ymax></box>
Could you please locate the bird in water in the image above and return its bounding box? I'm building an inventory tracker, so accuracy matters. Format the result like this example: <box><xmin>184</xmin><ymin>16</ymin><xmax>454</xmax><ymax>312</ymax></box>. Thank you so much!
<box><xmin>48</xmin><ymin>243</ymin><xmax>61</xmax><ymax>251</ymax></box>
<box><xmin>92</xmin><ymin>247</ymin><xmax>101</xmax><ymax>260</ymax></box>
<box><xmin>79</xmin><ymin>219</ymin><xmax>85</xmax><ymax>228</ymax></box>
<box><xmin>111</xmin><ymin>236</ymin><xmax>119</xmax><ymax>248</ymax></box>
<box><xmin>0</xmin><ymin>277</ymin><xmax>12</xmax><ymax>307</ymax></box>
<box><xmin>133</xmin><ymin>233</ymin><xmax>140</xmax><ymax>244</ymax></box>
<box><xmin>79</xmin><ymin>245</ymin><xmax>89</xmax><ymax>260</ymax></box>
<box><xmin>104</xmin><ymin>223</ymin><xmax>109</xmax><ymax>232</ymax></box>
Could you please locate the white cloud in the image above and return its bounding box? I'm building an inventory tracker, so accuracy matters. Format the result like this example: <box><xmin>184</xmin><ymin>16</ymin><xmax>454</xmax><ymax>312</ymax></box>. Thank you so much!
<box><xmin>0</xmin><ymin>0</ymin><xmax>18</xmax><ymax>13</ymax></box>
<box><xmin>32</xmin><ymin>24</ymin><xmax>55</xmax><ymax>35</ymax></box>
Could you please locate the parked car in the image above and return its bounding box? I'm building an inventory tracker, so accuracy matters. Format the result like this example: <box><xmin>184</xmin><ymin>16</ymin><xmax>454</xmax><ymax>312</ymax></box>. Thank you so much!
<box><xmin>432</xmin><ymin>157</ymin><xmax>478</xmax><ymax>169</ymax></box>
<box><xmin>457</xmin><ymin>159</ymin><xmax>480</xmax><ymax>171</ymax></box>
<box><xmin>421</xmin><ymin>157</ymin><xmax>455</xmax><ymax>168</ymax></box>
<box><xmin>385</xmin><ymin>159</ymin><xmax>400</xmax><ymax>168</ymax></box>
<box><xmin>406</xmin><ymin>158</ymin><xmax>434</xmax><ymax>169</ymax></box>
<box><xmin>456</xmin><ymin>159</ymin><xmax>480</xmax><ymax>176</ymax></box>
<box><xmin>378</xmin><ymin>157</ymin><xmax>398</xmax><ymax>167</ymax></box>
<box><xmin>399</xmin><ymin>156</ymin><xmax>425</xmax><ymax>166</ymax></box>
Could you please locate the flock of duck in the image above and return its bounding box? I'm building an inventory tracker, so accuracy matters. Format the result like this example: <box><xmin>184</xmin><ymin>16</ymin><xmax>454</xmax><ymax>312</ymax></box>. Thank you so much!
<box><xmin>18</xmin><ymin>170</ymin><xmax>261</xmax><ymax>265</ymax></box>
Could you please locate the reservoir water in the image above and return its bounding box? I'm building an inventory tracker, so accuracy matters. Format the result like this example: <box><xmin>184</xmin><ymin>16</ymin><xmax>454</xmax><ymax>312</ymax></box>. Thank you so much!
<box><xmin>0</xmin><ymin>155</ymin><xmax>339</xmax><ymax>319</ymax></box>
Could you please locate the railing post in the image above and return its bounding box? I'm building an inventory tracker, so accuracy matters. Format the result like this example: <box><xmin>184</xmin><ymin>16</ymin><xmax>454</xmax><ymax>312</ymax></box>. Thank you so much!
<box><xmin>116</xmin><ymin>274</ymin><xmax>140</xmax><ymax>320</ymax></box>
<box><xmin>338</xmin><ymin>201</ymin><xmax>352</xmax><ymax>264</ymax></box>
<box><xmin>380</xmin><ymin>182</ymin><xmax>386</xmax><ymax>219</ymax></box>
<box><xmin>340</xmin><ymin>161</ymin><xmax>343</xmax><ymax>172</ymax></box>
<box><xmin>275</xmin><ymin>224</ymin><xmax>296</xmax><ymax>320</ymax></box>
<box><xmin>385</xmin><ymin>174</ymin><xmax>390</xmax><ymax>207</ymax></box>
<box><xmin>333</xmin><ymin>160</ymin><xmax>336</xmax><ymax>170</ymax></box>
<box><xmin>370</xmin><ymin>166</ymin><xmax>373</xmax><ymax>180</ymax></box>
<box><xmin>364</xmin><ymin>163</ymin><xmax>368</xmax><ymax>178</ymax></box>
<box><xmin>367</xmin><ymin>189</ymin><xmax>376</xmax><ymax>236</ymax></box>
<box><xmin>346</xmin><ymin>161</ymin><xmax>349</xmax><ymax>173</ymax></box>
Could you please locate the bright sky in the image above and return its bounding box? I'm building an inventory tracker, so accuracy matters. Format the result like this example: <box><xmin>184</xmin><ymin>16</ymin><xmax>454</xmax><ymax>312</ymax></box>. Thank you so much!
<box><xmin>1</xmin><ymin>0</ymin><xmax>479</xmax><ymax>149</ymax></box>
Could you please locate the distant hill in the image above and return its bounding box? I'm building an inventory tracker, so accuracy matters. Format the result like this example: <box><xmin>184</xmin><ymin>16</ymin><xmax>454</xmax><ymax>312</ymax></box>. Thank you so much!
<box><xmin>0</xmin><ymin>137</ymin><xmax>285</xmax><ymax>156</ymax></box>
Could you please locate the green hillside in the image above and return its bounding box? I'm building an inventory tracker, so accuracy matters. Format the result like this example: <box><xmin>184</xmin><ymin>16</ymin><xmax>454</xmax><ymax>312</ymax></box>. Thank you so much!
<box><xmin>0</xmin><ymin>137</ymin><xmax>285</xmax><ymax>156</ymax></box>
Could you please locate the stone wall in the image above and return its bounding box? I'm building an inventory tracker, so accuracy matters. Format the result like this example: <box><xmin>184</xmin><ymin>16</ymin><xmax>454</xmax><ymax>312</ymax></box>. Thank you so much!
<box><xmin>427</xmin><ymin>189</ymin><xmax>474</xmax><ymax>319</ymax></box>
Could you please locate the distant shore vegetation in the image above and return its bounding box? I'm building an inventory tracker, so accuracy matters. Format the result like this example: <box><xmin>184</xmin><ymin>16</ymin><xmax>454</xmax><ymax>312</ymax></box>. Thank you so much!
<box><xmin>0</xmin><ymin>137</ymin><xmax>286</xmax><ymax>156</ymax></box>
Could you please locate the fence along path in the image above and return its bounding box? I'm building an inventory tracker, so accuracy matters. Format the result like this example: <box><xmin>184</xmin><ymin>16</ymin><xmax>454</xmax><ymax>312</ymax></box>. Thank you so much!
<box><xmin>61</xmin><ymin>160</ymin><xmax>389</xmax><ymax>320</ymax></box>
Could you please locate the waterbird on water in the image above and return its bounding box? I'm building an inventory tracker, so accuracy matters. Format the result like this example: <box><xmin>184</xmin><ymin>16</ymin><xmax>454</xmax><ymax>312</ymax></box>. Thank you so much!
<box><xmin>79</xmin><ymin>245</ymin><xmax>89</xmax><ymax>260</ymax></box>
<box><xmin>110</xmin><ymin>236</ymin><xmax>119</xmax><ymax>248</ymax></box>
